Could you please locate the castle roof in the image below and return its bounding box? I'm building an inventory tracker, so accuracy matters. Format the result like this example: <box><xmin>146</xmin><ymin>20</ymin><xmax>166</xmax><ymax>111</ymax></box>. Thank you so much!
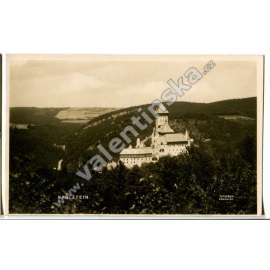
<box><xmin>164</xmin><ymin>133</ymin><xmax>188</xmax><ymax>143</ymax></box>
<box><xmin>156</xmin><ymin>104</ymin><xmax>169</xmax><ymax>114</ymax></box>
<box><xmin>120</xmin><ymin>147</ymin><xmax>153</xmax><ymax>156</ymax></box>
<box><xmin>157</xmin><ymin>124</ymin><xmax>174</xmax><ymax>134</ymax></box>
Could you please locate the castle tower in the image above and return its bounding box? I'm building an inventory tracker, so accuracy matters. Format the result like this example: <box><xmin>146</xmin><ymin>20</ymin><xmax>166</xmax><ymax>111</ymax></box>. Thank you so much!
<box><xmin>151</xmin><ymin>127</ymin><xmax>160</xmax><ymax>160</ymax></box>
<box><xmin>155</xmin><ymin>103</ymin><xmax>174</xmax><ymax>134</ymax></box>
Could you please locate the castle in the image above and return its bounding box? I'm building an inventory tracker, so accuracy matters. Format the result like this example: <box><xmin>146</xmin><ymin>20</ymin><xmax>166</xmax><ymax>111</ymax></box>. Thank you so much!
<box><xmin>119</xmin><ymin>104</ymin><xmax>193</xmax><ymax>168</ymax></box>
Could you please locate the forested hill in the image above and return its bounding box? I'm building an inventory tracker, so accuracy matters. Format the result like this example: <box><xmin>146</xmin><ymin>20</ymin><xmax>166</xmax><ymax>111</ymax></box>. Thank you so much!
<box><xmin>10</xmin><ymin>97</ymin><xmax>256</xmax><ymax>125</ymax></box>
<box><xmin>169</xmin><ymin>97</ymin><xmax>256</xmax><ymax>118</ymax></box>
<box><xmin>64</xmin><ymin>97</ymin><xmax>256</xmax><ymax>171</ymax></box>
<box><xmin>9</xmin><ymin>97</ymin><xmax>257</xmax><ymax>214</ymax></box>
<box><xmin>10</xmin><ymin>107</ymin><xmax>119</xmax><ymax>125</ymax></box>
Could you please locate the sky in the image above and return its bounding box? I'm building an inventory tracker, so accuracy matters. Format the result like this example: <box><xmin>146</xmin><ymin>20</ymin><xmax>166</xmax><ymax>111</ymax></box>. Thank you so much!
<box><xmin>8</xmin><ymin>55</ymin><xmax>262</xmax><ymax>108</ymax></box>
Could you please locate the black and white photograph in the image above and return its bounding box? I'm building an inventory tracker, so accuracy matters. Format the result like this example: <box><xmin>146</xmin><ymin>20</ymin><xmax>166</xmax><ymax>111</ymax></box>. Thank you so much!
<box><xmin>1</xmin><ymin>1</ymin><xmax>270</xmax><ymax>270</ymax></box>
<box><xmin>7</xmin><ymin>55</ymin><xmax>263</xmax><ymax>216</ymax></box>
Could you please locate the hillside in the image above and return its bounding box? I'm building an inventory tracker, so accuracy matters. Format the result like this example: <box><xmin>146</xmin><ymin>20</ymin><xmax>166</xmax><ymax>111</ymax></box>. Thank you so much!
<box><xmin>10</xmin><ymin>107</ymin><xmax>63</xmax><ymax>125</ymax></box>
<box><xmin>64</xmin><ymin>97</ymin><xmax>257</xmax><ymax>171</ymax></box>
<box><xmin>169</xmin><ymin>97</ymin><xmax>256</xmax><ymax>118</ymax></box>
<box><xmin>9</xmin><ymin>97</ymin><xmax>257</xmax><ymax>214</ymax></box>
<box><xmin>55</xmin><ymin>107</ymin><xmax>119</xmax><ymax>123</ymax></box>
<box><xmin>10</xmin><ymin>107</ymin><xmax>120</xmax><ymax>125</ymax></box>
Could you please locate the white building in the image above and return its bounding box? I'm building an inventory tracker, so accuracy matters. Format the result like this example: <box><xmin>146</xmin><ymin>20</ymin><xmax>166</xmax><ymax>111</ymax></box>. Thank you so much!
<box><xmin>119</xmin><ymin>104</ymin><xmax>193</xmax><ymax>168</ymax></box>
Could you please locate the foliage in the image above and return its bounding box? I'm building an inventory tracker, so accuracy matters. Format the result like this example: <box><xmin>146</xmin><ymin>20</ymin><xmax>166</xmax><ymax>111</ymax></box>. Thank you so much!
<box><xmin>9</xmin><ymin>98</ymin><xmax>258</xmax><ymax>214</ymax></box>
<box><xmin>10</xmin><ymin>142</ymin><xmax>257</xmax><ymax>214</ymax></box>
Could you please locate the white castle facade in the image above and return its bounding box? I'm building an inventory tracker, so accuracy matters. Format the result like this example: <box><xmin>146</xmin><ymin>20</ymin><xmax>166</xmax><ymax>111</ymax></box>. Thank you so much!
<box><xmin>119</xmin><ymin>105</ymin><xmax>193</xmax><ymax>168</ymax></box>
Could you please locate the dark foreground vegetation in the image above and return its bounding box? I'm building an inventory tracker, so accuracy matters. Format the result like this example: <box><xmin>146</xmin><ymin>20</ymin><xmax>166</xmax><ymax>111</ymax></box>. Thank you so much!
<box><xmin>9</xmin><ymin>98</ymin><xmax>257</xmax><ymax>214</ymax></box>
<box><xmin>10</xmin><ymin>141</ymin><xmax>256</xmax><ymax>214</ymax></box>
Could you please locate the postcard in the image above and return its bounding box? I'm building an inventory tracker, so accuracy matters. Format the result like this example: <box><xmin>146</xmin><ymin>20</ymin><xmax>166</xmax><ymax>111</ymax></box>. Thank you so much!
<box><xmin>5</xmin><ymin>55</ymin><xmax>264</xmax><ymax>217</ymax></box>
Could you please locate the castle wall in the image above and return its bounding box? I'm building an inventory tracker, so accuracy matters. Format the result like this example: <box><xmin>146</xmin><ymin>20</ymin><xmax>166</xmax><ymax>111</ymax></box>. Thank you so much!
<box><xmin>120</xmin><ymin>155</ymin><xmax>152</xmax><ymax>168</ymax></box>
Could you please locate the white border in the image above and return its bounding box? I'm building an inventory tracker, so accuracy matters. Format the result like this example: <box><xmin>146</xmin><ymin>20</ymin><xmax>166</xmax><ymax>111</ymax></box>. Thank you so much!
<box><xmin>3</xmin><ymin>54</ymin><xmax>264</xmax><ymax>218</ymax></box>
<box><xmin>2</xmin><ymin>54</ymin><xmax>8</xmax><ymax>215</ymax></box>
